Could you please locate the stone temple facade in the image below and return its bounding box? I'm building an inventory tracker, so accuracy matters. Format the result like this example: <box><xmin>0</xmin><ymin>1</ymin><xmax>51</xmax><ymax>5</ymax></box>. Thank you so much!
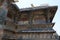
<box><xmin>0</xmin><ymin>0</ymin><xmax>58</xmax><ymax>40</ymax></box>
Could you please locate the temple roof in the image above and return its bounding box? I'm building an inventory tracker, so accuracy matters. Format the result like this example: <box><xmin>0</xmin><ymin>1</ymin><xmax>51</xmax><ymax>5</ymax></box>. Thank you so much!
<box><xmin>20</xmin><ymin>6</ymin><xmax>57</xmax><ymax>12</ymax></box>
<box><xmin>4</xmin><ymin>28</ymin><xmax>55</xmax><ymax>33</ymax></box>
<box><xmin>9</xmin><ymin>4</ymin><xmax>58</xmax><ymax>22</ymax></box>
<box><xmin>11</xmin><ymin>4</ymin><xmax>58</xmax><ymax>12</ymax></box>
<box><xmin>10</xmin><ymin>4</ymin><xmax>20</xmax><ymax>11</ymax></box>
<box><xmin>17</xmin><ymin>28</ymin><xmax>56</xmax><ymax>33</ymax></box>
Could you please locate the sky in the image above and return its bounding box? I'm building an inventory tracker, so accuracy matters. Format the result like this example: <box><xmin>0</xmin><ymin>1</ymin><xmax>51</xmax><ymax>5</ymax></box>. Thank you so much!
<box><xmin>15</xmin><ymin>0</ymin><xmax>60</xmax><ymax>36</ymax></box>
